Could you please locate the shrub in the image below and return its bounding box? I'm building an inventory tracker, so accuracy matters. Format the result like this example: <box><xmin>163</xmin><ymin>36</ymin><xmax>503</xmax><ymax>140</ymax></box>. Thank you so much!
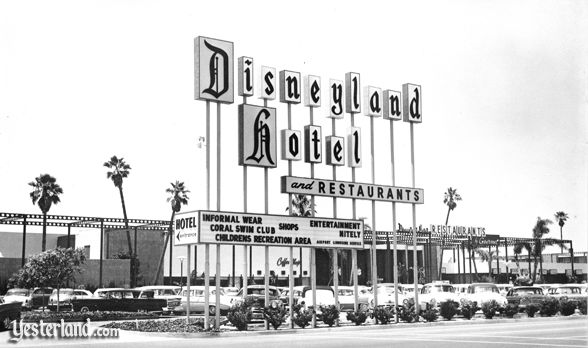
<box><xmin>372</xmin><ymin>305</ymin><xmax>394</xmax><ymax>324</ymax></box>
<box><xmin>262</xmin><ymin>304</ymin><xmax>288</xmax><ymax>330</ymax></box>
<box><xmin>103</xmin><ymin>318</ymin><xmax>204</xmax><ymax>332</ymax></box>
<box><xmin>459</xmin><ymin>299</ymin><xmax>478</xmax><ymax>320</ymax></box>
<box><xmin>398</xmin><ymin>299</ymin><xmax>419</xmax><ymax>323</ymax></box>
<box><xmin>420</xmin><ymin>302</ymin><xmax>438</xmax><ymax>322</ymax></box>
<box><xmin>559</xmin><ymin>298</ymin><xmax>576</xmax><ymax>316</ymax></box>
<box><xmin>439</xmin><ymin>300</ymin><xmax>459</xmax><ymax>321</ymax></box>
<box><xmin>481</xmin><ymin>300</ymin><xmax>499</xmax><ymax>319</ymax></box>
<box><xmin>578</xmin><ymin>298</ymin><xmax>587</xmax><ymax>315</ymax></box>
<box><xmin>346</xmin><ymin>309</ymin><xmax>368</xmax><ymax>326</ymax></box>
<box><xmin>540</xmin><ymin>297</ymin><xmax>559</xmax><ymax>317</ymax></box>
<box><xmin>227</xmin><ymin>300</ymin><xmax>252</xmax><ymax>331</ymax></box>
<box><xmin>292</xmin><ymin>304</ymin><xmax>313</xmax><ymax>329</ymax></box>
<box><xmin>319</xmin><ymin>305</ymin><xmax>340</xmax><ymax>327</ymax></box>
<box><xmin>504</xmin><ymin>303</ymin><xmax>519</xmax><ymax>318</ymax></box>
<box><xmin>525</xmin><ymin>303</ymin><xmax>540</xmax><ymax>317</ymax></box>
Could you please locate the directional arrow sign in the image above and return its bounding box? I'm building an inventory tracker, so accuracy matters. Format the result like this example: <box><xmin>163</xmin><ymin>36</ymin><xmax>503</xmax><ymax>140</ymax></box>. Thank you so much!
<box><xmin>174</xmin><ymin>210</ymin><xmax>199</xmax><ymax>245</ymax></box>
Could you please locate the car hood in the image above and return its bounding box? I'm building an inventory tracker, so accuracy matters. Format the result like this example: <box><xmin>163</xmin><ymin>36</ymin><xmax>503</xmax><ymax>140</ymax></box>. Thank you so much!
<box><xmin>3</xmin><ymin>296</ymin><xmax>29</xmax><ymax>303</ymax></box>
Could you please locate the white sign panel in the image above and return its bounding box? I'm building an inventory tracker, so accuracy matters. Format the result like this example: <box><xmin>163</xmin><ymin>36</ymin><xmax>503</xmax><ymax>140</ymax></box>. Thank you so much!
<box><xmin>345</xmin><ymin>72</ymin><xmax>361</xmax><ymax>113</ymax></box>
<box><xmin>174</xmin><ymin>210</ymin><xmax>199</xmax><ymax>246</ymax></box>
<box><xmin>403</xmin><ymin>83</ymin><xmax>422</xmax><ymax>123</ymax></box>
<box><xmin>329</xmin><ymin>79</ymin><xmax>344</xmax><ymax>118</ymax></box>
<box><xmin>326</xmin><ymin>136</ymin><xmax>345</xmax><ymax>166</ymax></box>
<box><xmin>194</xmin><ymin>36</ymin><xmax>234</xmax><ymax>104</ymax></box>
<box><xmin>279</xmin><ymin>70</ymin><xmax>302</xmax><ymax>104</ymax></box>
<box><xmin>239</xmin><ymin>104</ymin><xmax>277</xmax><ymax>167</ymax></box>
<box><xmin>304</xmin><ymin>125</ymin><xmax>322</xmax><ymax>163</ymax></box>
<box><xmin>281</xmin><ymin>129</ymin><xmax>302</xmax><ymax>161</ymax></box>
<box><xmin>282</xmin><ymin>176</ymin><xmax>424</xmax><ymax>204</ymax></box>
<box><xmin>238</xmin><ymin>56</ymin><xmax>254</xmax><ymax>97</ymax></box>
<box><xmin>347</xmin><ymin>127</ymin><xmax>362</xmax><ymax>168</ymax></box>
<box><xmin>364</xmin><ymin>86</ymin><xmax>382</xmax><ymax>117</ymax></box>
<box><xmin>196</xmin><ymin>210</ymin><xmax>364</xmax><ymax>249</ymax></box>
<box><xmin>260</xmin><ymin>66</ymin><xmax>277</xmax><ymax>100</ymax></box>
<box><xmin>304</xmin><ymin>75</ymin><xmax>321</xmax><ymax>107</ymax></box>
<box><xmin>383</xmin><ymin>89</ymin><xmax>402</xmax><ymax>121</ymax></box>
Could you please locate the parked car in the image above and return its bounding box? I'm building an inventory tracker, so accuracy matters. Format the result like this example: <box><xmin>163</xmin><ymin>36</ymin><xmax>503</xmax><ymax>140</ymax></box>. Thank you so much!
<box><xmin>547</xmin><ymin>285</ymin><xmax>587</xmax><ymax>304</ymax></box>
<box><xmin>334</xmin><ymin>286</ymin><xmax>370</xmax><ymax>311</ymax></box>
<box><xmin>232</xmin><ymin>285</ymin><xmax>282</xmax><ymax>321</ymax></box>
<box><xmin>134</xmin><ymin>286</ymin><xmax>181</xmax><ymax>313</ymax></box>
<box><xmin>453</xmin><ymin>284</ymin><xmax>469</xmax><ymax>298</ymax></box>
<box><xmin>31</xmin><ymin>287</ymin><xmax>53</xmax><ymax>309</ymax></box>
<box><xmin>371</xmin><ymin>283</ymin><xmax>407</xmax><ymax>308</ymax></box>
<box><xmin>0</xmin><ymin>298</ymin><xmax>22</xmax><ymax>331</ymax></box>
<box><xmin>418</xmin><ymin>282</ymin><xmax>460</xmax><ymax>309</ymax></box>
<box><xmin>172</xmin><ymin>287</ymin><xmax>231</xmax><ymax>315</ymax></box>
<box><xmin>223</xmin><ymin>287</ymin><xmax>240</xmax><ymax>297</ymax></box>
<box><xmin>48</xmin><ymin>288</ymin><xmax>93</xmax><ymax>311</ymax></box>
<box><xmin>496</xmin><ymin>284</ymin><xmax>513</xmax><ymax>297</ymax></box>
<box><xmin>71</xmin><ymin>289</ymin><xmax>166</xmax><ymax>313</ymax></box>
<box><xmin>400</xmin><ymin>283</ymin><xmax>423</xmax><ymax>297</ymax></box>
<box><xmin>506</xmin><ymin>286</ymin><xmax>547</xmax><ymax>310</ymax></box>
<box><xmin>464</xmin><ymin>283</ymin><xmax>507</xmax><ymax>307</ymax></box>
<box><xmin>2</xmin><ymin>288</ymin><xmax>32</xmax><ymax>310</ymax></box>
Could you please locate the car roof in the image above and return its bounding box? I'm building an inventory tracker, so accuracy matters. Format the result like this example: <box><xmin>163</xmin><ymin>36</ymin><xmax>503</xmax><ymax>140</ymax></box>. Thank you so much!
<box><xmin>135</xmin><ymin>285</ymin><xmax>180</xmax><ymax>289</ymax></box>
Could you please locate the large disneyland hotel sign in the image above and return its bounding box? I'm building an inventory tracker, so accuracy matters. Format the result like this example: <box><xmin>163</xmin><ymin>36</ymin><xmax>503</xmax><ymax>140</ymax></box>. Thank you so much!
<box><xmin>178</xmin><ymin>36</ymin><xmax>424</xmax><ymax>247</ymax></box>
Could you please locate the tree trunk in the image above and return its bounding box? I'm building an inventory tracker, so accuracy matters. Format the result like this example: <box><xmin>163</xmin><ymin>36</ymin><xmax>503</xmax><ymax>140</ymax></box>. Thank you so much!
<box><xmin>153</xmin><ymin>210</ymin><xmax>175</xmax><ymax>285</ymax></box>
<box><xmin>471</xmin><ymin>249</ymin><xmax>478</xmax><ymax>280</ymax></box>
<box><xmin>118</xmin><ymin>185</ymin><xmax>135</xmax><ymax>287</ymax></box>
<box><xmin>57</xmin><ymin>285</ymin><xmax>60</xmax><ymax>312</ymax></box>
<box><xmin>42</xmin><ymin>212</ymin><xmax>47</xmax><ymax>252</ymax></box>
<box><xmin>560</xmin><ymin>225</ymin><xmax>563</xmax><ymax>253</ymax></box>
<box><xmin>438</xmin><ymin>208</ymin><xmax>451</xmax><ymax>279</ymax></box>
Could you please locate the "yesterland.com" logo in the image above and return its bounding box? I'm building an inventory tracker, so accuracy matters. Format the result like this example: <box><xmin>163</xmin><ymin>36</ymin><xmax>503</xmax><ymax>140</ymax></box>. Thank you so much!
<box><xmin>9</xmin><ymin>319</ymin><xmax>119</xmax><ymax>342</ymax></box>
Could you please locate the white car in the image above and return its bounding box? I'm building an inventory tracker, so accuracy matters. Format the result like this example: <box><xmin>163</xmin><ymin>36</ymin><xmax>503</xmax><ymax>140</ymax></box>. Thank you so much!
<box><xmin>174</xmin><ymin>286</ymin><xmax>232</xmax><ymax>315</ymax></box>
<box><xmin>333</xmin><ymin>286</ymin><xmax>370</xmax><ymax>311</ymax></box>
<box><xmin>2</xmin><ymin>289</ymin><xmax>32</xmax><ymax>309</ymax></box>
<box><xmin>547</xmin><ymin>285</ymin><xmax>587</xmax><ymax>301</ymax></box>
<box><xmin>371</xmin><ymin>284</ymin><xmax>407</xmax><ymax>307</ymax></box>
<box><xmin>453</xmin><ymin>284</ymin><xmax>469</xmax><ymax>298</ymax></box>
<box><xmin>418</xmin><ymin>283</ymin><xmax>460</xmax><ymax>309</ymax></box>
<box><xmin>48</xmin><ymin>289</ymin><xmax>93</xmax><ymax>310</ymax></box>
<box><xmin>464</xmin><ymin>283</ymin><xmax>507</xmax><ymax>307</ymax></box>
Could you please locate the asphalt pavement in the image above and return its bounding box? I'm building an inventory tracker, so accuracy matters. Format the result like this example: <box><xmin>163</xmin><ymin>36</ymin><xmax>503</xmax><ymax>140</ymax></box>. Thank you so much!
<box><xmin>1</xmin><ymin>315</ymin><xmax>586</xmax><ymax>348</ymax></box>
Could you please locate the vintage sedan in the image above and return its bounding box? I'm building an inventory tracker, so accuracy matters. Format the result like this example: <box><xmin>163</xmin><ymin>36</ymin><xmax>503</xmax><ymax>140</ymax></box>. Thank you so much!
<box><xmin>418</xmin><ymin>282</ymin><xmax>460</xmax><ymax>309</ymax></box>
<box><xmin>172</xmin><ymin>287</ymin><xmax>231</xmax><ymax>315</ymax></box>
<box><xmin>235</xmin><ymin>285</ymin><xmax>282</xmax><ymax>321</ymax></box>
<box><xmin>506</xmin><ymin>286</ymin><xmax>546</xmax><ymax>310</ymax></box>
<box><xmin>334</xmin><ymin>286</ymin><xmax>370</xmax><ymax>311</ymax></box>
<box><xmin>547</xmin><ymin>285</ymin><xmax>587</xmax><ymax>304</ymax></box>
<box><xmin>48</xmin><ymin>288</ymin><xmax>93</xmax><ymax>311</ymax></box>
<box><xmin>31</xmin><ymin>287</ymin><xmax>53</xmax><ymax>309</ymax></box>
<box><xmin>134</xmin><ymin>286</ymin><xmax>181</xmax><ymax>313</ymax></box>
<box><xmin>0</xmin><ymin>298</ymin><xmax>22</xmax><ymax>331</ymax></box>
<box><xmin>371</xmin><ymin>284</ymin><xmax>407</xmax><ymax>308</ymax></box>
<box><xmin>2</xmin><ymin>289</ymin><xmax>32</xmax><ymax>310</ymax></box>
<box><xmin>71</xmin><ymin>289</ymin><xmax>166</xmax><ymax>313</ymax></box>
<box><xmin>464</xmin><ymin>283</ymin><xmax>507</xmax><ymax>307</ymax></box>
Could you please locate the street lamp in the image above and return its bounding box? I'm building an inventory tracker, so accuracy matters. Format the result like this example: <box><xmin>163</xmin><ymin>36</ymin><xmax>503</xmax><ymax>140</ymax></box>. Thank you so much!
<box><xmin>177</xmin><ymin>256</ymin><xmax>186</xmax><ymax>290</ymax></box>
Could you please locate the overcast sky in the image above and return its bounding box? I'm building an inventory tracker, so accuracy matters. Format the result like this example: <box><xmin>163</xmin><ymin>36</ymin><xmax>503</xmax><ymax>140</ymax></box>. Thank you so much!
<box><xmin>1</xmin><ymin>0</ymin><xmax>587</xmax><ymax>265</ymax></box>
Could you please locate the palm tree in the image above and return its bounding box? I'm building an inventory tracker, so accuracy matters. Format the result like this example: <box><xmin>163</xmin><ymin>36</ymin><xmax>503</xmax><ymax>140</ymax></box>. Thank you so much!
<box><xmin>554</xmin><ymin>211</ymin><xmax>569</xmax><ymax>253</ymax></box>
<box><xmin>152</xmin><ymin>181</ymin><xmax>190</xmax><ymax>284</ymax></box>
<box><xmin>439</xmin><ymin>187</ymin><xmax>462</xmax><ymax>278</ymax></box>
<box><xmin>467</xmin><ymin>237</ymin><xmax>480</xmax><ymax>280</ymax></box>
<box><xmin>29</xmin><ymin>174</ymin><xmax>63</xmax><ymax>251</ymax></box>
<box><xmin>287</xmin><ymin>195</ymin><xmax>316</xmax><ymax>283</ymax></box>
<box><xmin>475</xmin><ymin>249</ymin><xmax>503</xmax><ymax>278</ymax></box>
<box><xmin>104</xmin><ymin>156</ymin><xmax>133</xmax><ymax>256</ymax></box>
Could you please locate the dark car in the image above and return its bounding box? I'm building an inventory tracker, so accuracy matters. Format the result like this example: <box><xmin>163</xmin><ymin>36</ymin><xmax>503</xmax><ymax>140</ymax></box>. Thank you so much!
<box><xmin>31</xmin><ymin>288</ymin><xmax>53</xmax><ymax>309</ymax></box>
<box><xmin>71</xmin><ymin>289</ymin><xmax>166</xmax><ymax>313</ymax></box>
<box><xmin>235</xmin><ymin>285</ymin><xmax>282</xmax><ymax>321</ymax></box>
<box><xmin>506</xmin><ymin>286</ymin><xmax>547</xmax><ymax>310</ymax></box>
<box><xmin>0</xmin><ymin>298</ymin><xmax>22</xmax><ymax>331</ymax></box>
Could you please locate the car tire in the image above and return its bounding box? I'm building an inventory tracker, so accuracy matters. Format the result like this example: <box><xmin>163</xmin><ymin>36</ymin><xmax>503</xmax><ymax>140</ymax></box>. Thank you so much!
<box><xmin>1</xmin><ymin>316</ymin><xmax>11</xmax><ymax>331</ymax></box>
<box><xmin>359</xmin><ymin>303</ymin><xmax>368</xmax><ymax>311</ymax></box>
<box><xmin>80</xmin><ymin>306</ymin><xmax>89</xmax><ymax>313</ymax></box>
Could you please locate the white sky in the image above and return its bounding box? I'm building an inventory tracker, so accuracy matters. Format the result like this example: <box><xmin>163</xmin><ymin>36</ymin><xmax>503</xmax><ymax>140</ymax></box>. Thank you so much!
<box><xmin>1</xmin><ymin>0</ymin><xmax>587</xmax><ymax>269</ymax></box>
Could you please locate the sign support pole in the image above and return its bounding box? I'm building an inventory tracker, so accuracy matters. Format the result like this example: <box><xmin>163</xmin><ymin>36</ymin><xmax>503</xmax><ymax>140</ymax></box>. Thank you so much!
<box><xmin>243</xmin><ymin>95</ymin><xmax>248</xmax><ymax>303</ymax></box>
<box><xmin>409</xmin><ymin>122</ymin><xmax>419</xmax><ymax>316</ymax></box>
<box><xmin>370</xmin><ymin>116</ymin><xmax>378</xmax><ymax>311</ymax></box>
<box><xmin>331</xmin><ymin>117</ymin><xmax>339</xmax><ymax>327</ymax></box>
<box><xmin>186</xmin><ymin>245</ymin><xmax>191</xmax><ymax>322</ymax></box>
<box><xmin>389</xmin><ymin>119</ymin><xmax>399</xmax><ymax>323</ymax></box>
<box><xmin>288</xmin><ymin>103</ymin><xmax>294</xmax><ymax>329</ymax></box>
<box><xmin>310</xmin><ymin>107</ymin><xmax>317</xmax><ymax>329</ymax></box>
<box><xmin>264</xmin><ymin>99</ymin><xmax>270</xmax><ymax>331</ymax></box>
<box><xmin>350</xmin><ymin>113</ymin><xmax>359</xmax><ymax>312</ymax></box>
<box><xmin>204</xmin><ymin>100</ymin><xmax>210</xmax><ymax>330</ymax></box>
<box><xmin>215</xmin><ymin>101</ymin><xmax>221</xmax><ymax>329</ymax></box>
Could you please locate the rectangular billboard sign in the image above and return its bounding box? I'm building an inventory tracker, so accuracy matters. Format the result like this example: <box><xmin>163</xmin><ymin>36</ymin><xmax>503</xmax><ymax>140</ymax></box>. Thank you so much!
<box><xmin>281</xmin><ymin>176</ymin><xmax>424</xmax><ymax>204</ymax></box>
<box><xmin>174</xmin><ymin>210</ymin><xmax>364</xmax><ymax>249</ymax></box>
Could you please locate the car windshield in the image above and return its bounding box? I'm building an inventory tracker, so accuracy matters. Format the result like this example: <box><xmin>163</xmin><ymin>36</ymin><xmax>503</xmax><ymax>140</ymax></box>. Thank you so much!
<box><xmin>181</xmin><ymin>289</ymin><xmax>205</xmax><ymax>297</ymax></box>
<box><xmin>513</xmin><ymin>288</ymin><xmax>543</xmax><ymax>295</ymax></box>
<box><xmin>338</xmin><ymin>289</ymin><xmax>354</xmax><ymax>296</ymax></box>
<box><xmin>422</xmin><ymin>285</ymin><xmax>454</xmax><ymax>294</ymax></box>
<box><xmin>154</xmin><ymin>289</ymin><xmax>178</xmax><ymax>296</ymax></box>
<box><xmin>558</xmin><ymin>287</ymin><xmax>579</xmax><ymax>294</ymax></box>
<box><xmin>6</xmin><ymin>289</ymin><xmax>30</xmax><ymax>296</ymax></box>
<box><xmin>472</xmin><ymin>285</ymin><xmax>499</xmax><ymax>294</ymax></box>
<box><xmin>248</xmin><ymin>288</ymin><xmax>279</xmax><ymax>296</ymax></box>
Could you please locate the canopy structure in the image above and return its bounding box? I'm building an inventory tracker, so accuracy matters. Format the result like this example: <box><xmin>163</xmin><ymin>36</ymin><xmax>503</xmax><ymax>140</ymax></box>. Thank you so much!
<box><xmin>0</xmin><ymin>212</ymin><xmax>169</xmax><ymax>286</ymax></box>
